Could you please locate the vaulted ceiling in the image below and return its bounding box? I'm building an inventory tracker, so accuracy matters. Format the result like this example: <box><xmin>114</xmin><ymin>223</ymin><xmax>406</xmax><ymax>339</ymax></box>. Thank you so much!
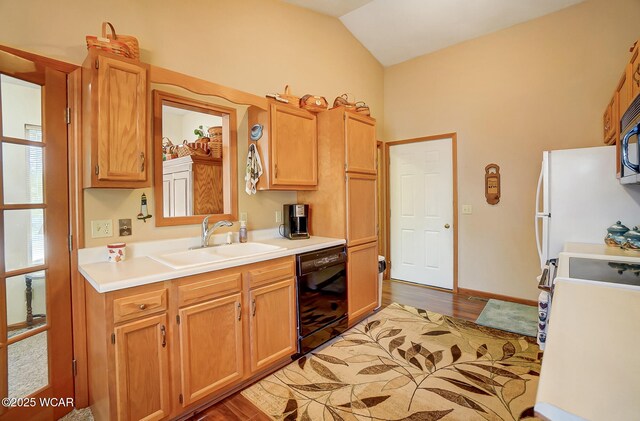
<box><xmin>282</xmin><ymin>0</ymin><xmax>584</xmax><ymax>66</ymax></box>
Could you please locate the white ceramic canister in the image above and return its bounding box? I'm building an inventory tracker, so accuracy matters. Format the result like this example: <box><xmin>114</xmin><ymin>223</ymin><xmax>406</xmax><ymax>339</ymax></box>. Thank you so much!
<box><xmin>107</xmin><ymin>242</ymin><xmax>126</xmax><ymax>263</ymax></box>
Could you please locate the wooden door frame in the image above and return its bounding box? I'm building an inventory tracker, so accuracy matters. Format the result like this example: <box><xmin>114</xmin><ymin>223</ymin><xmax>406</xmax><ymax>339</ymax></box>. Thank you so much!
<box><xmin>0</xmin><ymin>45</ymin><xmax>87</xmax><ymax>408</ymax></box>
<box><xmin>384</xmin><ymin>133</ymin><xmax>458</xmax><ymax>292</ymax></box>
<box><xmin>376</xmin><ymin>141</ymin><xmax>386</xmax><ymax>275</ymax></box>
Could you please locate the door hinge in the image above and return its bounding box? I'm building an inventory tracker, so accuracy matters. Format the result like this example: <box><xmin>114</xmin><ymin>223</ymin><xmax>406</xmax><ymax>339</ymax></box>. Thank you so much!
<box><xmin>95</xmin><ymin>164</ymin><xmax>99</xmax><ymax>175</ymax></box>
<box><xmin>178</xmin><ymin>394</ymin><xmax>183</xmax><ymax>404</ymax></box>
<box><xmin>72</xmin><ymin>359</ymin><xmax>78</xmax><ymax>377</ymax></box>
<box><xmin>68</xmin><ymin>234</ymin><xmax>73</xmax><ymax>251</ymax></box>
<box><xmin>65</xmin><ymin>107</ymin><xmax>71</xmax><ymax>124</ymax></box>
<box><xmin>176</xmin><ymin>315</ymin><xmax>180</xmax><ymax>325</ymax></box>
<box><xmin>111</xmin><ymin>333</ymin><xmax>115</xmax><ymax>344</ymax></box>
<box><xmin>95</xmin><ymin>58</ymin><xmax>99</xmax><ymax>70</ymax></box>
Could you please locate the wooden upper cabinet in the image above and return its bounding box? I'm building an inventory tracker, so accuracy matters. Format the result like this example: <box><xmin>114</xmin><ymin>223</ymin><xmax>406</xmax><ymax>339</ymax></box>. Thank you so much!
<box><xmin>249</xmin><ymin>277</ymin><xmax>297</xmax><ymax>373</ymax></box>
<box><xmin>603</xmin><ymin>93</ymin><xmax>618</xmax><ymax>145</ymax></box>
<box><xmin>631</xmin><ymin>44</ymin><xmax>640</xmax><ymax>102</ymax></box>
<box><xmin>248</xmin><ymin>102</ymin><xmax>317</xmax><ymax>190</ymax></box>
<box><xmin>83</xmin><ymin>52</ymin><xmax>149</xmax><ymax>188</ymax></box>
<box><xmin>178</xmin><ymin>293</ymin><xmax>243</xmax><ymax>406</ymax></box>
<box><xmin>271</xmin><ymin>104</ymin><xmax>317</xmax><ymax>186</ymax></box>
<box><xmin>114</xmin><ymin>314</ymin><xmax>171</xmax><ymax>421</ymax></box>
<box><xmin>617</xmin><ymin>66</ymin><xmax>632</xmax><ymax>120</ymax></box>
<box><xmin>345</xmin><ymin>112</ymin><xmax>377</xmax><ymax>174</ymax></box>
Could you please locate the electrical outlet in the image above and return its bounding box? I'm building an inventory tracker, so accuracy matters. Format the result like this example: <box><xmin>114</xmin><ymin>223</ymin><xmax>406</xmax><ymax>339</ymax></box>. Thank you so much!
<box><xmin>240</xmin><ymin>212</ymin><xmax>247</xmax><ymax>222</ymax></box>
<box><xmin>119</xmin><ymin>219</ymin><xmax>132</xmax><ymax>236</ymax></box>
<box><xmin>462</xmin><ymin>205</ymin><xmax>473</xmax><ymax>215</ymax></box>
<box><xmin>275</xmin><ymin>210</ymin><xmax>282</xmax><ymax>223</ymax></box>
<box><xmin>91</xmin><ymin>219</ymin><xmax>113</xmax><ymax>238</ymax></box>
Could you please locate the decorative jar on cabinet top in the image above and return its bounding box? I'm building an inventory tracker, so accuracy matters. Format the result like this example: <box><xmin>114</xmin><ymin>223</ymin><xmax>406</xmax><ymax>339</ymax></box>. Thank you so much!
<box><xmin>605</xmin><ymin>221</ymin><xmax>629</xmax><ymax>247</ymax></box>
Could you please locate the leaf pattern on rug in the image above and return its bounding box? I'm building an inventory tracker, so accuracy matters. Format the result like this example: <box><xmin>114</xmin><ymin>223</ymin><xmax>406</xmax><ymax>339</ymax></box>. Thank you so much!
<box><xmin>242</xmin><ymin>303</ymin><xmax>542</xmax><ymax>420</ymax></box>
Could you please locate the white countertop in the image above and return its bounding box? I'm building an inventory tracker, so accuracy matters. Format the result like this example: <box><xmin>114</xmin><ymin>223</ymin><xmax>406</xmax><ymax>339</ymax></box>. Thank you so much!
<box><xmin>557</xmin><ymin>243</ymin><xmax>640</xmax><ymax>278</ymax></box>
<box><xmin>79</xmin><ymin>233</ymin><xmax>345</xmax><ymax>293</ymax></box>
<box><xmin>562</xmin><ymin>242</ymin><xmax>640</xmax><ymax>262</ymax></box>
<box><xmin>535</xmin><ymin>278</ymin><xmax>640</xmax><ymax>420</ymax></box>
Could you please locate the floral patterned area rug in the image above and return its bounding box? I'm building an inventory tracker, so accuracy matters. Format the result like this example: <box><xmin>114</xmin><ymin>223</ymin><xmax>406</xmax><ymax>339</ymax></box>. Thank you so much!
<box><xmin>242</xmin><ymin>303</ymin><xmax>542</xmax><ymax>421</ymax></box>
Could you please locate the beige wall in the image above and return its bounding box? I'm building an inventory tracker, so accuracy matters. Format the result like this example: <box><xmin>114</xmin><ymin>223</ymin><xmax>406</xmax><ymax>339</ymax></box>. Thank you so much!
<box><xmin>0</xmin><ymin>0</ymin><xmax>384</xmax><ymax>247</ymax></box>
<box><xmin>383</xmin><ymin>0</ymin><xmax>640</xmax><ymax>300</ymax></box>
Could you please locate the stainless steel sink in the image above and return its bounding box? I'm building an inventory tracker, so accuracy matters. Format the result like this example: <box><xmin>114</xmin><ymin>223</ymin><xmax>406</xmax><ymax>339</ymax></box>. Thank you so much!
<box><xmin>149</xmin><ymin>242</ymin><xmax>285</xmax><ymax>269</ymax></box>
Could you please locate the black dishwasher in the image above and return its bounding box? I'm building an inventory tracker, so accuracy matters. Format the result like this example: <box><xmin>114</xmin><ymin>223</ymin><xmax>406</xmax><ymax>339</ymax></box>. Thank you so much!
<box><xmin>296</xmin><ymin>245</ymin><xmax>348</xmax><ymax>354</ymax></box>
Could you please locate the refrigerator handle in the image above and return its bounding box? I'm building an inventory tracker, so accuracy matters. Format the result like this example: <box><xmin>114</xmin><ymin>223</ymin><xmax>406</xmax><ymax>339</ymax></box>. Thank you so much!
<box><xmin>621</xmin><ymin>125</ymin><xmax>640</xmax><ymax>172</ymax></box>
<box><xmin>535</xmin><ymin>163</ymin><xmax>544</xmax><ymax>267</ymax></box>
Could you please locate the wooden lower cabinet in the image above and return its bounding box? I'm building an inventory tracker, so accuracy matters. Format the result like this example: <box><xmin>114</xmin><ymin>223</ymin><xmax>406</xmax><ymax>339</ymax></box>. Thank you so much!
<box><xmin>114</xmin><ymin>314</ymin><xmax>172</xmax><ymax>421</ymax></box>
<box><xmin>249</xmin><ymin>278</ymin><xmax>297</xmax><ymax>372</ymax></box>
<box><xmin>178</xmin><ymin>293</ymin><xmax>244</xmax><ymax>406</ymax></box>
<box><xmin>85</xmin><ymin>256</ymin><xmax>297</xmax><ymax>421</ymax></box>
<box><xmin>347</xmin><ymin>241</ymin><xmax>379</xmax><ymax>324</ymax></box>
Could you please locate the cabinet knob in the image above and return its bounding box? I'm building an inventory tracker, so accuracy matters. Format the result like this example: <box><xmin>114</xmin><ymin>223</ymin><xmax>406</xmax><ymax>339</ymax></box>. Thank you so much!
<box><xmin>444</xmin><ymin>224</ymin><xmax>451</xmax><ymax>229</ymax></box>
<box><xmin>139</xmin><ymin>304</ymin><xmax>147</xmax><ymax>310</ymax></box>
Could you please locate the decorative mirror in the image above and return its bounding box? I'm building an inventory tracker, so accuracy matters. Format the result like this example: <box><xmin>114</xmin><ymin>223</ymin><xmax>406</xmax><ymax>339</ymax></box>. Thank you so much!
<box><xmin>154</xmin><ymin>90</ymin><xmax>236</xmax><ymax>224</ymax></box>
<box><xmin>151</xmin><ymin>66</ymin><xmax>268</xmax><ymax>227</ymax></box>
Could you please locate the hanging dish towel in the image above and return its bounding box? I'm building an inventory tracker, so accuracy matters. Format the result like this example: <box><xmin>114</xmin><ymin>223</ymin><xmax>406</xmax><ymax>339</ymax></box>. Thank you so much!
<box><xmin>245</xmin><ymin>143</ymin><xmax>263</xmax><ymax>195</ymax></box>
<box><xmin>536</xmin><ymin>290</ymin><xmax>551</xmax><ymax>350</ymax></box>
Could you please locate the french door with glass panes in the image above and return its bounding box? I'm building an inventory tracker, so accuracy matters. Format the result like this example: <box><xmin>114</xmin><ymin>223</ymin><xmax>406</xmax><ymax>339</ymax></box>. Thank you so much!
<box><xmin>0</xmin><ymin>56</ymin><xmax>73</xmax><ymax>419</ymax></box>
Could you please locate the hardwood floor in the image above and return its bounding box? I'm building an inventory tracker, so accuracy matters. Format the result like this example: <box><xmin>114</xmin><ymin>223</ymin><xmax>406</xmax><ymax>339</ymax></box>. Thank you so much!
<box><xmin>189</xmin><ymin>279</ymin><xmax>488</xmax><ymax>420</ymax></box>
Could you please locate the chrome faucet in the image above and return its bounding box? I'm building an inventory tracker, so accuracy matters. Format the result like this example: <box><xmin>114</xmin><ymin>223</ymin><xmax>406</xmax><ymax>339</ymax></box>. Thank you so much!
<box><xmin>196</xmin><ymin>216</ymin><xmax>233</xmax><ymax>248</ymax></box>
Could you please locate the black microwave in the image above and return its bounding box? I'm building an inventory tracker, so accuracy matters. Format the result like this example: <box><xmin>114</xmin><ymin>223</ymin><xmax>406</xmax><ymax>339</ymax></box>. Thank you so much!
<box><xmin>620</xmin><ymin>94</ymin><xmax>640</xmax><ymax>184</ymax></box>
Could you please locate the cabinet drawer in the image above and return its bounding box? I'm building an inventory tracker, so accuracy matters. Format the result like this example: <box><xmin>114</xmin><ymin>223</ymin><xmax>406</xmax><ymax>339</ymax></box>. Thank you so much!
<box><xmin>178</xmin><ymin>272</ymin><xmax>242</xmax><ymax>307</ymax></box>
<box><xmin>246</xmin><ymin>258</ymin><xmax>295</xmax><ymax>288</ymax></box>
<box><xmin>113</xmin><ymin>289</ymin><xmax>168</xmax><ymax>324</ymax></box>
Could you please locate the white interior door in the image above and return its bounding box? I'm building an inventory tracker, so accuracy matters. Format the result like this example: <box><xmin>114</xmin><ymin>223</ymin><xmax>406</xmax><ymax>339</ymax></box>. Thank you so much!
<box><xmin>389</xmin><ymin>138</ymin><xmax>454</xmax><ymax>289</ymax></box>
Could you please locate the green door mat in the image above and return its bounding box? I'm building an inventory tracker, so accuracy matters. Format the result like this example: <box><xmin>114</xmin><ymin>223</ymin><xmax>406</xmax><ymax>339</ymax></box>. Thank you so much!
<box><xmin>475</xmin><ymin>299</ymin><xmax>538</xmax><ymax>337</ymax></box>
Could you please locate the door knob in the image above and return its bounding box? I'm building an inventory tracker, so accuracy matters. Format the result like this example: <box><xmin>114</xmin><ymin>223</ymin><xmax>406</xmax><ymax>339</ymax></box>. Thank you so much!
<box><xmin>444</xmin><ymin>224</ymin><xmax>450</xmax><ymax>229</ymax></box>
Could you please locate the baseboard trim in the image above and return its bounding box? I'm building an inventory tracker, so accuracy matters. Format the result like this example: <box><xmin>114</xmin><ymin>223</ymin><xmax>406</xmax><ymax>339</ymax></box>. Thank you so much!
<box><xmin>457</xmin><ymin>288</ymin><xmax>537</xmax><ymax>307</ymax></box>
<box><xmin>389</xmin><ymin>278</ymin><xmax>455</xmax><ymax>293</ymax></box>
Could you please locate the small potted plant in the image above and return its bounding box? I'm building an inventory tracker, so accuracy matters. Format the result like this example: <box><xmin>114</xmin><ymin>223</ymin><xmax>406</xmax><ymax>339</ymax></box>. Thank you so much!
<box><xmin>194</xmin><ymin>125</ymin><xmax>209</xmax><ymax>140</ymax></box>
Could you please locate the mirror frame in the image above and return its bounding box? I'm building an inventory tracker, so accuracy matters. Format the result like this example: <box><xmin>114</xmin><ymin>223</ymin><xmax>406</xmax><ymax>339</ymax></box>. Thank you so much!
<box><xmin>150</xmin><ymin>65</ymin><xmax>268</xmax><ymax>227</ymax></box>
<box><xmin>153</xmin><ymin>90</ymin><xmax>237</xmax><ymax>226</ymax></box>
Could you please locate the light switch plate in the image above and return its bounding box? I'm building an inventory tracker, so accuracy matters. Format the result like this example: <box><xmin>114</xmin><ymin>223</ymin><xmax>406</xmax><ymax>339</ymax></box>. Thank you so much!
<box><xmin>91</xmin><ymin>219</ymin><xmax>113</xmax><ymax>238</ymax></box>
<box><xmin>240</xmin><ymin>212</ymin><xmax>247</xmax><ymax>222</ymax></box>
<box><xmin>275</xmin><ymin>210</ymin><xmax>282</xmax><ymax>223</ymax></box>
<box><xmin>462</xmin><ymin>205</ymin><xmax>473</xmax><ymax>215</ymax></box>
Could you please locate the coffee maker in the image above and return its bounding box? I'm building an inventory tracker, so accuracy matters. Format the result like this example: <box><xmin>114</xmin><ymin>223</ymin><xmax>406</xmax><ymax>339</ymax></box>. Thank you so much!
<box><xmin>283</xmin><ymin>204</ymin><xmax>310</xmax><ymax>239</ymax></box>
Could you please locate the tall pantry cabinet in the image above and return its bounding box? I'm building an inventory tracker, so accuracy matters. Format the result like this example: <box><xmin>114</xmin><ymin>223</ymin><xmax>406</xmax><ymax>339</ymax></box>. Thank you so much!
<box><xmin>298</xmin><ymin>108</ymin><xmax>378</xmax><ymax>324</ymax></box>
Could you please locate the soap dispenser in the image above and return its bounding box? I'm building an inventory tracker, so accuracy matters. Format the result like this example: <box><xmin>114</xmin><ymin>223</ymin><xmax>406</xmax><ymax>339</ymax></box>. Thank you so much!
<box><xmin>239</xmin><ymin>220</ymin><xmax>248</xmax><ymax>243</ymax></box>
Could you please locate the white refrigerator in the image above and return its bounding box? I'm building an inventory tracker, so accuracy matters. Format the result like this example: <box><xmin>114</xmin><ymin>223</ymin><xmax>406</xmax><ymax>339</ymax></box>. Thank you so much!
<box><xmin>535</xmin><ymin>145</ymin><xmax>640</xmax><ymax>269</ymax></box>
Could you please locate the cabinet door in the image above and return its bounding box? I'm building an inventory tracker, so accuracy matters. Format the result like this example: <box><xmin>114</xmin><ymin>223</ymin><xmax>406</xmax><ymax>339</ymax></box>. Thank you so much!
<box><xmin>162</xmin><ymin>174</ymin><xmax>172</xmax><ymax>216</ymax></box>
<box><xmin>603</xmin><ymin>94</ymin><xmax>618</xmax><ymax>145</ymax></box>
<box><xmin>172</xmin><ymin>170</ymin><xmax>192</xmax><ymax>217</ymax></box>
<box><xmin>631</xmin><ymin>44</ymin><xmax>640</xmax><ymax>102</ymax></box>
<box><xmin>178</xmin><ymin>293</ymin><xmax>243</xmax><ymax>406</ymax></box>
<box><xmin>249</xmin><ymin>278</ymin><xmax>297</xmax><ymax>372</ymax></box>
<box><xmin>346</xmin><ymin>173</ymin><xmax>377</xmax><ymax>246</ymax></box>
<box><xmin>347</xmin><ymin>242</ymin><xmax>379</xmax><ymax>323</ymax></box>
<box><xmin>270</xmin><ymin>104</ymin><xmax>317</xmax><ymax>187</ymax></box>
<box><xmin>617</xmin><ymin>68</ymin><xmax>632</xmax><ymax>118</ymax></box>
<box><xmin>345</xmin><ymin>112</ymin><xmax>376</xmax><ymax>174</ymax></box>
<box><xmin>97</xmin><ymin>54</ymin><xmax>147</xmax><ymax>182</ymax></box>
<box><xmin>114</xmin><ymin>314</ymin><xmax>171</xmax><ymax>421</ymax></box>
